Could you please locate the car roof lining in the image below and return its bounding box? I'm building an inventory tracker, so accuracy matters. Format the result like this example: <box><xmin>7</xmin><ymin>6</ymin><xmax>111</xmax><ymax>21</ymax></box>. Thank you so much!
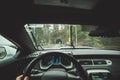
<box><xmin>2</xmin><ymin>0</ymin><xmax>120</xmax><ymax>26</ymax></box>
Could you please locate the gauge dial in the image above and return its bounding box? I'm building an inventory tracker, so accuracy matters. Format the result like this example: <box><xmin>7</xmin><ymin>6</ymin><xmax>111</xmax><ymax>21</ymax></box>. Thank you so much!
<box><xmin>61</xmin><ymin>56</ymin><xmax>72</xmax><ymax>67</ymax></box>
<box><xmin>41</xmin><ymin>55</ymin><xmax>53</xmax><ymax>67</ymax></box>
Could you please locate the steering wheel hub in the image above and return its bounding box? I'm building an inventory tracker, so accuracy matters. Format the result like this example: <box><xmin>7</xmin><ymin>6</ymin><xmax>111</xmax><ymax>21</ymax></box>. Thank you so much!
<box><xmin>41</xmin><ymin>70</ymin><xmax>66</xmax><ymax>80</ymax></box>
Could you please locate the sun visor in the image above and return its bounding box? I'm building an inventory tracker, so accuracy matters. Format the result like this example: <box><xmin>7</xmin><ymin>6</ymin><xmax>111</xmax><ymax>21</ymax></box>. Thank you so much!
<box><xmin>34</xmin><ymin>0</ymin><xmax>99</xmax><ymax>10</ymax></box>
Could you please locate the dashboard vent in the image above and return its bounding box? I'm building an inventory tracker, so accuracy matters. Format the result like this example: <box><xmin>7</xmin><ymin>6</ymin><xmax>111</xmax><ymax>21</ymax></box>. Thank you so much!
<box><xmin>78</xmin><ymin>59</ymin><xmax>112</xmax><ymax>66</ymax></box>
<box><xmin>93</xmin><ymin>60</ymin><xmax>107</xmax><ymax>65</ymax></box>
<box><xmin>79</xmin><ymin>60</ymin><xmax>92</xmax><ymax>65</ymax></box>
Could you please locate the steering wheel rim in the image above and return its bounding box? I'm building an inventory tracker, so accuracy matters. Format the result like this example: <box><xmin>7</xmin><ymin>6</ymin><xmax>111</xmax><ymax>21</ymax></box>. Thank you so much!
<box><xmin>23</xmin><ymin>52</ymin><xmax>88</xmax><ymax>80</ymax></box>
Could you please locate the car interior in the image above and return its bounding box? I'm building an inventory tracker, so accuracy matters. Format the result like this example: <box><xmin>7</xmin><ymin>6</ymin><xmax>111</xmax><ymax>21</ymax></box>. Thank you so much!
<box><xmin>0</xmin><ymin>0</ymin><xmax>120</xmax><ymax>80</ymax></box>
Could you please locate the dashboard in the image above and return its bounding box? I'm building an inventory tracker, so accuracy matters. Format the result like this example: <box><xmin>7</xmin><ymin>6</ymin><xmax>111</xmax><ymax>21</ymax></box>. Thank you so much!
<box><xmin>28</xmin><ymin>50</ymin><xmax>120</xmax><ymax>80</ymax></box>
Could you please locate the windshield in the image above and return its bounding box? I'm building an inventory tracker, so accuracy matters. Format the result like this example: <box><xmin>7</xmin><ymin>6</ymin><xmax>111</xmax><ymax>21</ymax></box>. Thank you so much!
<box><xmin>25</xmin><ymin>24</ymin><xmax>120</xmax><ymax>51</ymax></box>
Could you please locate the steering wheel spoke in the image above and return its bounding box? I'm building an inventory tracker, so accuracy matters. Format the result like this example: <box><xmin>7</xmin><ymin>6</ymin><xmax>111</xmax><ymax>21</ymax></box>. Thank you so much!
<box><xmin>30</xmin><ymin>72</ymin><xmax>43</xmax><ymax>80</ymax></box>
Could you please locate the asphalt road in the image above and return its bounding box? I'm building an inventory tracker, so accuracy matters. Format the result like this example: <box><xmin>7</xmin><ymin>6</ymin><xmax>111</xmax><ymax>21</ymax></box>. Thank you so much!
<box><xmin>42</xmin><ymin>44</ymin><xmax>64</xmax><ymax>49</ymax></box>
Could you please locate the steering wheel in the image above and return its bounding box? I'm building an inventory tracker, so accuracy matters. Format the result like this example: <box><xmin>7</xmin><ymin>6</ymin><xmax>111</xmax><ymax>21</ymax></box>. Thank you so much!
<box><xmin>22</xmin><ymin>52</ymin><xmax>88</xmax><ymax>80</ymax></box>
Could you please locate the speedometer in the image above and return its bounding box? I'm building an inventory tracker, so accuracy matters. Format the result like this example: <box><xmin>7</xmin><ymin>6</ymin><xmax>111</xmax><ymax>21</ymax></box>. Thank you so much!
<box><xmin>40</xmin><ymin>55</ymin><xmax>53</xmax><ymax>67</ymax></box>
<box><xmin>61</xmin><ymin>56</ymin><xmax>72</xmax><ymax>67</ymax></box>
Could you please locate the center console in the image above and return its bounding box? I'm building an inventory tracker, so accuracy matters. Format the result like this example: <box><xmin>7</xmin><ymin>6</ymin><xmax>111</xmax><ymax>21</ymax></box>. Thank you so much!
<box><xmin>87</xmin><ymin>69</ymin><xmax>112</xmax><ymax>80</ymax></box>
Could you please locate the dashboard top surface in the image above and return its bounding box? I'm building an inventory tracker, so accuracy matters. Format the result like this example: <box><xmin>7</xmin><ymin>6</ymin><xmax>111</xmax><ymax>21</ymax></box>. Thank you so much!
<box><xmin>29</xmin><ymin>49</ymin><xmax>120</xmax><ymax>58</ymax></box>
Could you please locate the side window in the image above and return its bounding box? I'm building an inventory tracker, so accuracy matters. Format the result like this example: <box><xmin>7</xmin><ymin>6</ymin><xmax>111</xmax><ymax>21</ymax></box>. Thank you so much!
<box><xmin>0</xmin><ymin>35</ymin><xmax>17</xmax><ymax>62</ymax></box>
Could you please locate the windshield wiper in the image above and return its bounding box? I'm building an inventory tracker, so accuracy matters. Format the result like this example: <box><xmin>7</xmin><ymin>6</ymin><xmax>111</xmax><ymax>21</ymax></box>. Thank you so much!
<box><xmin>69</xmin><ymin>25</ymin><xmax>75</xmax><ymax>48</ymax></box>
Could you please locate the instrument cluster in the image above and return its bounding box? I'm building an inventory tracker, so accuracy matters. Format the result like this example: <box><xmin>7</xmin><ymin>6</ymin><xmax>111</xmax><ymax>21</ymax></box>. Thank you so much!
<box><xmin>39</xmin><ymin>54</ymin><xmax>73</xmax><ymax>69</ymax></box>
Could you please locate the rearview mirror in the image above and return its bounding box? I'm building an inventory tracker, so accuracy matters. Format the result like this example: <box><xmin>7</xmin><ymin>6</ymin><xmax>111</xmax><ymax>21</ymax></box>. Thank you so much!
<box><xmin>89</xmin><ymin>29</ymin><xmax>120</xmax><ymax>37</ymax></box>
<box><xmin>0</xmin><ymin>47</ymin><xmax>7</xmax><ymax>59</ymax></box>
